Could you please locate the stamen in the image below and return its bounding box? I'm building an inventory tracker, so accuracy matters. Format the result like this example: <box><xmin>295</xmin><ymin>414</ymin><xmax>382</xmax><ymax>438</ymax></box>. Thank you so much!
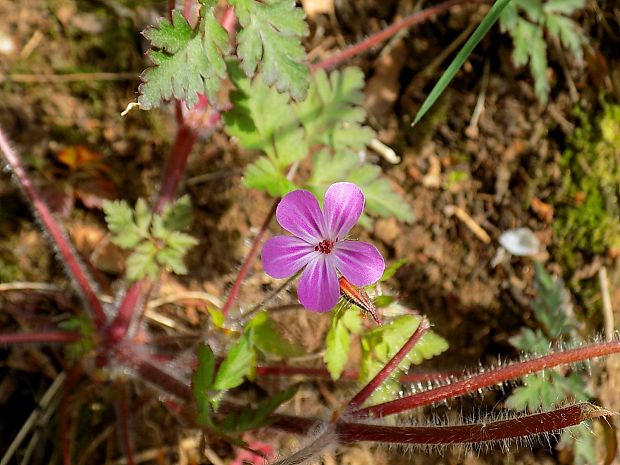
<box><xmin>315</xmin><ymin>239</ymin><xmax>334</xmax><ymax>254</ymax></box>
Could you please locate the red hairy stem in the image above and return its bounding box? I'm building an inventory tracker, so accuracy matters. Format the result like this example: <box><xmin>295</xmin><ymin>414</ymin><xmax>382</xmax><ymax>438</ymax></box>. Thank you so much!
<box><xmin>353</xmin><ymin>339</ymin><xmax>620</xmax><ymax>418</ymax></box>
<box><xmin>347</xmin><ymin>319</ymin><xmax>429</xmax><ymax>411</ymax></box>
<box><xmin>105</xmin><ymin>281</ymin><xmax>149</xmax><ymax>343</ymax></box>
<box><xmin>118</xmin><ymin>386</ymin><xmax>137</xmax><ymax>465</ymax></box>
<box><xmin>338</xmin><ymin>403</ymin><xmax>610</xmax><ymax>445</ymax></box>
<box><xmin>0</xmin><ymin>128</ymin><xmax>107</xmax><ymax>326</ymax></box>
<box><xmin>116</xmin><ymin>348</ymin><xmax>192</xmax><ymax>400</ymax></box>
<box><xmin>0</xmin><ymin>331</ymin><xmax>81</xmax><ymax>345</ymax></box>
<box><xmin>221</xmin><ymin>198</ymin><xmax>280</xmax><ymax>317</ymax></box>
<box><xmin>312</xmin><ymin>0</ymin><xmax>481</xmax><ymax>71</ymax></box>
<box><xmin>154</xmin><ymin>124</ymin><xmax>199</xmax><ymax>214</ymax></box>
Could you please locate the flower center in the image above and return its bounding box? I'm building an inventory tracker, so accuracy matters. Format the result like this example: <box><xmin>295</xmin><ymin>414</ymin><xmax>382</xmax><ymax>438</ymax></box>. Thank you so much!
<box><xmin>315</xmin><ymin>239</ymin><xmax>335</xmax><ymax>254</ymax></box>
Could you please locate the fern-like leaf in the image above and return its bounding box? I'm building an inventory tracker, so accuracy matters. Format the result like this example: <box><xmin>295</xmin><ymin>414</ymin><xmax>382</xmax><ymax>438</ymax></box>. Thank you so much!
<box><xmin>230</xmin><ymin>0</ymin><xmax>310</xmax><ymax>100</ymax></box>
<box><xmin>139</xmin><ymin>2</ymin><xmax>231</xmax><ymax>109</ymax></box>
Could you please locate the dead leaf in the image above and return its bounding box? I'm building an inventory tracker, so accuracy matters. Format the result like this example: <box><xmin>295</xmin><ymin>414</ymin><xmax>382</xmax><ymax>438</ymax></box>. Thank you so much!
<box><xmin>57</xmin><ymin>145</ymin><xmax>102</xmax><ymax>170</ymax></box>
<box><xmin>530</xmin><ymin>197</ymin><xmax>554</xmax><ymax>223</ymax></box>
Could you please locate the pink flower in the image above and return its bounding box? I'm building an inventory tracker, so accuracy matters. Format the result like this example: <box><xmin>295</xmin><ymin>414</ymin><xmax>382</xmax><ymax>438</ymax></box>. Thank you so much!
<box><xmin>261</xmin><ymin>182</ymin><xmax>385</xmax><ymax>312</ymax></box>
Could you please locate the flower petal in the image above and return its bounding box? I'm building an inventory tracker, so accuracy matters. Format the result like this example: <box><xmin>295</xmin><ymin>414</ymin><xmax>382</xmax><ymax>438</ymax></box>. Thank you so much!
<box><xmin>334</xmin><ymin>240</ymin><xmax>385</xmax><ymax>286</ymax></box>
<box><xmin>323</xmin><ymin>182</ymin><xmax>364</xmax><ymax>240</ymax></box>
<box><xmin>276</xmin><ymin>190</ymin><xmax>326</xmax><ymax>244</ymax></box>
<box><xmin>262</xmin><ymin>236</ymin><xmax>315</xmax><ymax>279</ymax></box>
<box><xmin>297</xmin><ymin>254</ymin><xmax>340</xmax><ymax>312</ymax></box>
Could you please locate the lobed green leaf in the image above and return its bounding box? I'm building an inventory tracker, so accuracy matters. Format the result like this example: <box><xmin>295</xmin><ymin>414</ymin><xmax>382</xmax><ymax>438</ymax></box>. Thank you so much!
<box><xmin>231</xmin><ymin>0</ymin><xmax>310</xmax><ymax>100</ymax></box>
<box><xmin>324</xmin><ymin>317</ymin><xmax>350</xmax><ymax>380</ymax></box>
<box><xmin>139</xmin><ymin>6</ymin><xmax>231</xmax><ymax>109</ymax></box>
<box><xmin>213</xmin><ymin>330</ymin><xmax>255</xmax><ymax>392</ymax></box>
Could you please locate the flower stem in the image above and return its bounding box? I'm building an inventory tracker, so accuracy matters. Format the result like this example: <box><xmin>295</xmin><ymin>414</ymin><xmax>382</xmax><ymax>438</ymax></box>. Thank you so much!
<box><xmin>0</xmin><ymin>331</ymin><xmax>81</xmax><ymax>345</ymax></box>
<box><xmin>347</xmin><ymin>318</ymin><xmax>429</xmax><ymax>411</ymax></box>
<box><xmin>118</xmin><ymin>385</ymin><xmax>137</xmax><ymax>465</ymax></box>
<box><xmin>337</xmin><ymin>403</ymin><xmax>610</xmax><ymax>445</ymax></box>
<box><xmin>154</xmin><ymin>124</ymin><xmax>198</xmax><ymax>214</ymax></box>
<box><xmin>352</xmin><ymin>339</ymin><xmax>620</xmax><ymax>418</ymax></box>
<box><xmin>312</xmin><ymin>0</ymin><xmax>481</xmax><ymax>71</ymax></box>
<box><xmin>105</xmin><ymin>282</ymin><xmax>149</xmax><ymax>343</ymax></box>
<box><xmin>0</xmin><ymin>127</ymin><xmax>107</xmax><ymax>326</ymax></box>
<box><xmin>221</xmin><ymin>198</ymin><xmax>279</xmax><ymax>317</ymax></box>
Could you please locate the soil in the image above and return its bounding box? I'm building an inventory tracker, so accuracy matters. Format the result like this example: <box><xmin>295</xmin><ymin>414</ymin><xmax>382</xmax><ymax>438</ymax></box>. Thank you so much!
<box><xmin>0</xmin><ymin>0</ymin><xmax>619</xmax><ymax>464</ymax></box>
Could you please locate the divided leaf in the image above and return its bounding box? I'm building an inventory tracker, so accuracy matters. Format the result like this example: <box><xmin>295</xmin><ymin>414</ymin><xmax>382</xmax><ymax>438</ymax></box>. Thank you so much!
<box><xmin>139</xmin><ymin>4</ymin><xmax>231</xmax><ymax>109</ymax></box>
<box><xmin>293</xmin><ymin>68</ymin><xmax>374</xmax><ymax>151</ymax></box>
<box><xmin>500</xmin><ymin>0</ymin><xmax>587</xmax><ymax>104</ymax></box>
<box><xmin>231</xmin><ymin>0</ymin><xmax>310</xmax><ymax>100</ymax></box>
<box><xmin>244</xmin><ymin>157</ymin><xmax>298</xmax><ymax>197</ymax></box>
<box><xmin>307</xmin><ymin>151</ymin><xmax>414</xmax><ymax>227</ymax></box>
<box><xmin>214</xmin><ymin>330</ymin><xmax>255</xmax><ymax>392</ymax></box>
<box><xmin>225</xmin><ymin>66</ymin><xmax>307</xmax><ymax>164</ymax></box>
<box><xmin>360</xmin><ymin>314</ymin><xmax>448</xmax><ymax>403</ymax></box>
<box><xmin>103</xmin><ymin>199</ymin><xmax>147</xmax><ymax>248</ymax></box>
<box><xmin>193</xmin><ymin>343</ymin><xmax>217</xmax><ymax>425</ymax></box>
<box><xmin>348</xmin><ymin>164</ymin><xmax>415</xmax><ymax>223</ymax></box>
<box><xmin>103</xmin><ymin>197</ymin><xmax>198</xmax><ymax>281</ymax></box>
<box><xmin>324</xmin><ymin>316</ymin><xmax>351</xmax><ymax>380</ymax></box>
<box><xmin>225</xmin><ymin>65</ymin><xmax>307</xmax><ymax>196</ymax></box>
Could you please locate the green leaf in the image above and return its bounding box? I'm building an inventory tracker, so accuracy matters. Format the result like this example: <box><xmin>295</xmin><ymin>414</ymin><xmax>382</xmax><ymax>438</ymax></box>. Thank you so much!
<box><xmin>380</xmin><ymin>258</ymin><xmax>408</xmax><ymax>282</ymax></box>
<box><xmin>243</xmin><ymin>157</ymin><xmax>298</xmax><ymax>196</ymax></box>
<box><xmin>156</xmin><ymin>247</ymin><xmax>188</xmax><ymax>274</ymax></box>
<box><xmin>360</xmin><ymin>315</ymin><xmax>448</xmax><ymax>384</ymax></box>
<box><xmin>531</xmin><ymin>262</ymin><xmax>572</xmax><ymax>339</ymax></box>
<box><xmin>134</xmin><ymin>198</ymin><xmax>152</xmax><ymax>237</ymax></box>
<box><xmin>165</xmin><ymin>231</ymin><xmax>199</xmax><ymax>252</ymax></box>
<box><xmin>230</xmin><ymin>0</ymin><xmax>310</xmax><ymax>100</ymax></box>
<box><xmin>161</xmin><ymin>195</ymin><xmax>194</xmax><ymax>231</ymax></box>
<box><xmin>516</xmin><ymin>0</ymin><xmax>544</xmax><ymax>21</ymax></box>
<box><xmin>528</xmin><ymin>22</ymin><xmax>549</xmax><ymax>104</ymax></box>
<box><xmin>213</xmin><ymin>331</ymin><xmax>255</xmax><ymax>392</ymax></box>
<box><xmin>102</xmin><ymin>200</ymin><xmax>145</xmax><ymax>249</ymax></box>
<box><xmin>324</xmin><ymin>317</ymin><xmax>350</xmax><ymax>380</ymax></box>
<box><xmin>249</xmin><ymin>311</ymin><xmax>303</xmax><ymax>357</ymax></box>
<box><xmin>545</xmin><ymin>14</ymin><xmax>585</xmax><ymax>62</ymax></box>
<box><xmin>347</xmin><ymin>164</ymin><xmax>415</xmax><ymax>223</ymax></box>
<box><xmin>412</xmin><ymin>0</ymin><xmax>512</xmax><ymax>126</ymax></box>
<box><xmin>509</xmin><ymin>328</ymin><xmax>550</xmax><ymax>354</ymax></box>
<box><xmin>193</xmin><ymin>343</ymin><xmax>217</xmax><ymax>425</ymax></box>
<box><xmin>306</xmin><ymin>151</ymin><xmax>414</xmax><ymax>226</ymax></box>
<box><xmin>341</xmin><ymin>309</ymin><xmax>363</xmax><ymax>335</ymax></box>
<box><xmin>208</xmin><ymin>307</ymin><xmax>225</xmax><ymax>328</ymax></box>
<box><xmin>225</xmin><ymin>65</ymin><xmax>308</xmax><ymax>165</ymax></box>
<box><xmin>219</xmin><ymin>384</ymin><xmax>299</xmax><ymax>433</ymax></box>
<box><xmin>293</xmin><ymin>67</ymin><xmax>374</xmax><ymax>151</ymax></box>
<box><xmin>543</xmin><ymin>0</ymin><xmax>585</xmax><ymax>15</ymax></box>
<box><xmin>139</xmin><ymin>6</ymin><xmax>231</xmax><ymax>109</ymax></box>
<box><xmin>307</xmin><ymin>149</ymin><xmax>360</xmax><ymax>191</ymax></box>
<box><xmin>126</xmin><ymin>241</ymin><xmax>159</xmax><ymax>280</ymax></box>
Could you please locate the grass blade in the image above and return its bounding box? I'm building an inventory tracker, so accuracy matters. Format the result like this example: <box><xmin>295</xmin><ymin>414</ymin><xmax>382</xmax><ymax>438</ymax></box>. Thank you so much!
<box><xmin>412</xmin><ymin>0</ymin><xmax>512</xmax><ymax>126</ymax></box>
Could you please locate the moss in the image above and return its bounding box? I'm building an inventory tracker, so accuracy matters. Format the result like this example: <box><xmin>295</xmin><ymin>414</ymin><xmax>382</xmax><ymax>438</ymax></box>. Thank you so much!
<box><xmin>554</xmin><ymin>101</ymin><xmax>620</xmax><ymax>270</ymax></box>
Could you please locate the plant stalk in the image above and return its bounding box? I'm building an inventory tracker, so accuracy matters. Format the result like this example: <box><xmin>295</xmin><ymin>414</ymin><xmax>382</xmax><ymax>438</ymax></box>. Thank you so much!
<box><xmin>347</xmin><ymin>318</ymin><xmax>429</xmax><ymax>411</ymax></box>
<box><xmin>0</xmin><ymin>331</ymin><xmax>81</xmax><ymax>345</ymax></box>
<box><xmin>0</xmin><ymin>127</ymin><xmax>107</xmax><ymax>326</ymax></box>
<box><xmin>353</xmin><ymin>339</ymin><xmax>620</xmax><ymax>418</ymax></box>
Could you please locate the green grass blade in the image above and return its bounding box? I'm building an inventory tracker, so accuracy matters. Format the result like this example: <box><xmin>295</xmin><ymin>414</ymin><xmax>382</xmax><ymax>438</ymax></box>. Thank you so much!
<box><xmin>412</xmin><ymin>0</ymin><xmax>512</xmax><ymax>126</ymax></box>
